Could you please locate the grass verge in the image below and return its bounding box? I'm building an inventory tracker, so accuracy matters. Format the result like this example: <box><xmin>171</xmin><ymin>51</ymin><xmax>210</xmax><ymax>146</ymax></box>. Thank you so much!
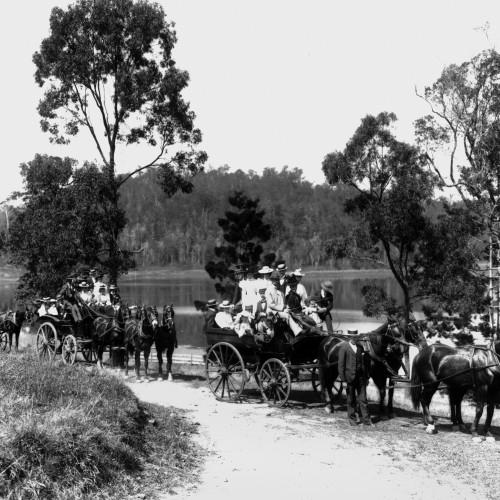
<box><xmin>0</xmin><ymin>352</ymin><xmax>201</xmax><ymax>499</ymax></box>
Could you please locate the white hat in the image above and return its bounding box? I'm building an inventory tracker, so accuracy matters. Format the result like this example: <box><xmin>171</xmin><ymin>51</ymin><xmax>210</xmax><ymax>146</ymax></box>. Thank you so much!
<box><xmin>293</xmin><ymin>268</ymin><xmax>305</xmax><ymax>277</ymax></box>
<box><xmin>258</xmin><ymin>266</ymin><xmax>273</xmax><ymax>274</ymax></box>
<box><xmin>276</xmin><ymin>263</ymin><xmax>287</xmax><ymax>271</ymax></box>
<box><xmin>219</xmin><ymin>300</ymin><xmax>232</xmax><ymax>309</ymax></box>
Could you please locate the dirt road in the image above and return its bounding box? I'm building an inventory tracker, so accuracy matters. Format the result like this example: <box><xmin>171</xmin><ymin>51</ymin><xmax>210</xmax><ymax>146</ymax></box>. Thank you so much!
<box><xmin>129</xmin><ymin>379</ymin><xmax>490</xmax><ymax>500</ymax></box>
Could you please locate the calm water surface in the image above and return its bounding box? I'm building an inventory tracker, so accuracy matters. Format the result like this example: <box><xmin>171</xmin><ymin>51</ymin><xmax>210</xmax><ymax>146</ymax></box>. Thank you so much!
<box><xmin>0</xmin><ymin>272</ymin><xmax>405</xmax><ymax>352</ymax></box>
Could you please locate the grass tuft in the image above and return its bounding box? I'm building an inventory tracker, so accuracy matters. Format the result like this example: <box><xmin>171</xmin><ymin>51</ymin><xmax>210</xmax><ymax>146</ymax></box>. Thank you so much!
<box><xmin>0</xmin><ymin>352</ymin><xmax>200</xmax><ymax>499</ymax></box>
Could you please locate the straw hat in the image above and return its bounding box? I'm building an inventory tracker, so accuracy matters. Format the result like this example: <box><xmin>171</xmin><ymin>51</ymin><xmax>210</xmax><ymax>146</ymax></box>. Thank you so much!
<box><xmin>258</xmin><ymin>266</ymin><xmax>273</xmax><ymax>274</ymax></box>
<box><xmin>293</xmin><ymin>268</ymin><xmax>305</xmax><ymax>277</ymax></box>
<box><xmin>321</xmin><ymin>280</ymin><xmax>334</xmax><ymax>293</ymax></box>
<box><xmin>219</xmin><ymin>300</ymin><xmax>232</xmax><ymax>309</ymax></box>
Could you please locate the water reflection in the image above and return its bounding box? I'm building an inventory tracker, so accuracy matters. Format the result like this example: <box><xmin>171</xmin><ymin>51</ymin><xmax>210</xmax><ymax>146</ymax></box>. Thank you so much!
<box><xmin>0</xmin><ymin>272</ymin><xmax>404</xmax><ymax>350</ymax></box>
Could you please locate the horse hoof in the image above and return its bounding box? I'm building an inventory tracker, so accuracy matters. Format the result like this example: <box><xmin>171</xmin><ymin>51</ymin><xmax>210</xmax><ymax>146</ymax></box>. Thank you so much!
<box><xmin>324</xmin><ymin>406</ymin><xmax>334</xmax><ymax>414</ymax></box>
<box><xmin>472</xmin><ymin>436</ymin><xmax>483</xmax><ymax>444</ymax></box>
<box><xmin>452</xmin><ymin>425</ymin><xmax>460</xmax><ymax>431</ymax></box>
<box><xmin>167</xmin><ymin>374</ymin><xmax>174</xmax><ymax>381</ymax></box>
<box><xmin>426</xmin><ymin>424</ymin><xmax>437</xmax><ymax>434</ymax></box>
<box><xmin>380</xmin><ymin>414</ymin><xmax>389</xmax><ymax>421</ymax></box>
<box><xmin>459</xmin><ymin>424</ymin><xmax>467</xmax><ymax>432</ymax></box>
<box><xmin>388</xmin><ymin>412</ymin><xmax>396</xmax><ymax>419</ymax></box>
<box><xmin>486</xmin><ymin>436</ymin><xmax>496</xmax><ymax>443</ymax></box>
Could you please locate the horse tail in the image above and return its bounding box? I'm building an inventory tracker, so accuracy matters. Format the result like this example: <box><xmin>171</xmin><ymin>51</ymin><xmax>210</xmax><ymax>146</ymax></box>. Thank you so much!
<box><xmin>410</xmin><ymin>356</ymin><xmax>422</xmax><ymax>410</ymax></box>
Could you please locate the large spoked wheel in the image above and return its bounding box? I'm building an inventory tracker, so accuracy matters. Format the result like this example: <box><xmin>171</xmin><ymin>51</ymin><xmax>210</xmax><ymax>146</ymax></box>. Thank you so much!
<box><xmin>0</xmin><ymin>332</ymin><xmax>8</xmax><ymax>351</ymax></box>
<box><xmin>62</xmin><ymin>334</ymin><xmax>77</xmax><ymax>365</ymax></box>
<box><xmin>81</xmin><ymin>340</ymin><xmax>97</xmax><ymax>363</ymax></box>
<box><xmin>36</xmin><ymin>322</ymin><xmax>58</xmax><ymax>360</ymax></box>
<box><xmin>311</xmin><ymin>367</ymin><xmax>343</xmax><ymax>400</ymax></box>
<box><xmin>205</xmin><ymin>342</ymin><xmax>246</xmax><ymax>402</ymax></box>
<box><xmin>259</xmin><ymin>358</ymin><xmax>291</xmax><ymax>408</ymax></box>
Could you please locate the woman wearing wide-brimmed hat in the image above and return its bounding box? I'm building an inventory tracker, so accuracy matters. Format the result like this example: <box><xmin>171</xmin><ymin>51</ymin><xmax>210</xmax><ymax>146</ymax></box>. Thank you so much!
<box><xmin>314</xmin><ymin>280</ymin><xmax>335</xmax><ymax>333</ymax></box>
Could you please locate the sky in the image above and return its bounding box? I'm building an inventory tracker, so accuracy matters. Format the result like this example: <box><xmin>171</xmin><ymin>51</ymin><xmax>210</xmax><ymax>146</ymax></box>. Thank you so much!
<box><xmin>1</xmin><ymin>0</ymin><xmax>500</xmax><ymax>203</ymax></box>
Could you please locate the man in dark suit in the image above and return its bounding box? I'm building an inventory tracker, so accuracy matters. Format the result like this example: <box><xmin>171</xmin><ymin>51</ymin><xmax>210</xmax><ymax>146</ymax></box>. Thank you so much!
<box><xmin>204</xmin><ymin>299</ymin><xmax>219</xmax><ymax>329</ymax></box>
<box><xmin>338</xmin><ymin>336</ymin><xmax>373</xmax><ymax>426</ymax></box>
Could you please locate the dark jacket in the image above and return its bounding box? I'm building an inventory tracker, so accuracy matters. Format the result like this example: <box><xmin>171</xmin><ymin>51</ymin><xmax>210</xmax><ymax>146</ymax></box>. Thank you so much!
<box><xmin>315</xmin><ymin>289</ymin><xmax>334</xmax><ymax>320</ymax></box>
<box><xmin>338</xmin><ymin>341</ymin><xmax>370</xmax><ymax>384</ymax></box>
<box><xmin>204</xmin><ymin>308</ymin><xmax>218</xmax><ymax>329</ymax></box>
<box><xmin>285</xmin><ymin>290</ymin><xmax>302</xmax><ymax>314</ymax></box>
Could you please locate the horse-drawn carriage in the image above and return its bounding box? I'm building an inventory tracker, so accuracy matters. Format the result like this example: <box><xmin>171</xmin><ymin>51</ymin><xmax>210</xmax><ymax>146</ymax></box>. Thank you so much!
<box><xmin>35</xmin><ymin>310</ymin><xmax>96</xmax><ymax>365</ymax></box>
<box><xmin>204</xmin><ymin>319</ymin><xmax>342</xmax><ymax>407</ymax></box>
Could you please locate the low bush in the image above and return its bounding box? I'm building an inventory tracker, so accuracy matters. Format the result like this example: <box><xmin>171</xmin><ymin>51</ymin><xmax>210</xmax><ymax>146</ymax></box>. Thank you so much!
<box><xmin>0</xmin><ymin>352</ymin><xmax>200</xmax><ymax>499</ymax></box>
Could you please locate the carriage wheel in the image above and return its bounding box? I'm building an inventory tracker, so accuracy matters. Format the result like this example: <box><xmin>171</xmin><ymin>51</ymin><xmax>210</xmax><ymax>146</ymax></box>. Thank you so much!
<box><xmin>36</xmin><ymin>322</ymin><xmax>58</xmax><ymax>360</ymax></box>
<box><xmin>0</xmin><ymin>332</ymin><xmax>8</xmax><ymax>351</ymax></box>
<box><xmin>205</xmin><ymin>342</ymin><xmax>246</xmax><ymax>402</ymax></box>
<box><xmin>259</xmin><ymin>358</ymin><xmax>291</xmax><ymax>408</ymax></box>
<box><xmin>311</xmin><ymin>367</ymin><xmax>343</xmax><ymax>400</ymax></box>
<box><xmin>81</xmin><ymin>341</ymin><xmax>97</xmax><ymax>363</ymax></box>
<box><xmin>62</xmin><ymin>335</ymin><xmax>77</xmax><ymax>366</ymax></box>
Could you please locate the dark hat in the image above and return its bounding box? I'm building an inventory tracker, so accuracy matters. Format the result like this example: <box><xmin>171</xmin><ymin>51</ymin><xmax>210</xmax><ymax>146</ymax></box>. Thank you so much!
<box><xmin>276</xmin><ymin>263</ymin><xmax>287</xmax><ymax>272</ymax></box>
<box><xmin>89</xmin><ymin>269</ymin><xmax>96</xmax><ymax>275</ymax></box>
<box><xmin>79</xmin><ymin>282</ymin><xmax>89</xmax><ymax>288</ymax></box>
<box><xmin>287</xmin><ymin>275</ymin><xmax>298</xmax><ymax>286</ymax></box>
<box><xmin>207</xmin><ymin>299</ymin><xmax>218</xmax><ymax>309</ymax></box>
<box><xmin>321</xmin><ymin>280</ymin><xmax>334</xmax><ymax>293</ymax></box>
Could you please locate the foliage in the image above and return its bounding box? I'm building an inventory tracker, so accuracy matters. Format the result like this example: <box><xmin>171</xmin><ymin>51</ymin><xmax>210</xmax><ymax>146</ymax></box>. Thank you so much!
<box><xmin>8</xmin><ymin>154</ymin><xmax>133</xmax><ymax>301</ymax></box>
<box><xmin>33</xmin><ymin>0</ymin><xmax>206</xmax><ymax>281</ymax></box>
<box><xmin>360</xmin><ymin>285</ymin><xmax>400</xmax><ymax>318</ymax></box>
<box><xmin>416</xmin><ymin>49</ymin><xmax>500</xmax><ymax>326</ymax></box>
<box><xmin>0</xmin><ymin>351</ymin><xmax>199</xmax><ymax>499</ymax></box>
<box><xmin>117</xmin><ymin>165</ymin><xmax>359</xmax><ymax>269</ymax></box>
<box><xmin>205</xmin><ymin>190</ymin><xmax>273</xmax><ymax>297</ymax></box>
<box><xmin>322</xmin><ymin>112</ymin><xmax>486</xmax><ymax>320</ymax></box>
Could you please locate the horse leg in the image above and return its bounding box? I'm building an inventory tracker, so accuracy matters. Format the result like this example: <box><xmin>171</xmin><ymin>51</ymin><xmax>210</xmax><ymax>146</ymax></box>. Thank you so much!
<box><xmin>319</xmin><ymin>364</ymin><xmax>336</xmax><ymax>414</ymax></box>
<box><xmin>156</xmin><ymin>343</ymin><xmax>164</xmax><ymax>381</ymax></box>
<box><xmin>15</xmin><ymin>331</ymin><xmax>20</xmax><ymax>352</ymax></box>
<box><xmin>371</xmin><ymin>366</ymin><xmax>388</xmax><ymax>419</ymax></box>
<box><xmin>135</xmin><ymin>347</ymin><xmax>142</xmax><ymax>382</ymax></box>
<box><xmin>166</xmin><ymin>344</ymin><xmax>174</xmax><ymax>381</ymax></box>
<box><xmin>484</xmin><ymin>389</ymin><xmax>496</xmax><ymax>442</ymax></box>
<box><xmin>7</xmin><ymin>332</ymin><xmax>12</xmax><ymax>353</ymax></box>
<box><xmin>387</xmin><ymin>379</ymin><xmax>396</xmax><ymax>418</ymax></box>
<box><xmin>124</xmin><ymin>345</ymin><xmax>130</xmax><ymax>378</ymax></box>
<box><xmin>420</xmin><ymin>383</ymin><xmax>439</xmax><ymax>434</ymax></box>
<box><xmin>471</xmin><ymin>387</ymin><xmax>487</xmax><ymax>442</ymax></box>
<box><xmin>143</xmin><ymin>345</ymin><xmax>151</xmax><ymax>382</ymax></box>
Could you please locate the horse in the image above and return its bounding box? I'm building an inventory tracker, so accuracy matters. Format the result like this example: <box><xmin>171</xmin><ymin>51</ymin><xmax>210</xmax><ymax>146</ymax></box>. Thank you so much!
<box><xmin>317</xmin><ymin>320</ymin><xmax>416</xmax><ymax>417</ymax></box>
<box><xmin>155</xmin><ymin>304</ymin><xmax>177</xmax><ymax>381</ymax></box>
<box><xmin>410</xmin><ymin>340</ymin><xmax>500</xmax><ymax>440</ymax></box>
<box><xmin>91</xmin><ymin>304</ymin><xmax>129</xmax><ymax>369</ymax></box>
<box><xmin>123</xmin><ymin>305</ymin><xmax>159</xmax><ymax>382</ymax></box>
<box><xmin>0</xmin><ymin>309</ymin><xmax>27</xmax><ymax>352</ymax></box>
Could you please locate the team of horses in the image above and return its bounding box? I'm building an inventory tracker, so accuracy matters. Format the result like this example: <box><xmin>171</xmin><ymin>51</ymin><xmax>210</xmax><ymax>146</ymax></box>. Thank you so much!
<box><xmin>1</xmin><ymin>302</ymin><xmax>178</xmax><ymax>383</ymax></box>
<box><xmin>3</xmin><ymin>302</ymin><xmax>500</xmax><ymax>440</ymax></box>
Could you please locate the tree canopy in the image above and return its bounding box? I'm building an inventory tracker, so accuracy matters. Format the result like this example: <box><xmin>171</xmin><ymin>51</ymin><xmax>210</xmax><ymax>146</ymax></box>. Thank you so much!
<box><xmin>8</xmin><ymin>154</ymin><xmax>127</xmax><ymax>301</ymax></box>
<box><xmin>33</xmin><ymin>0</ymin><xmax>206</xmax><ymax>281</ymax></box>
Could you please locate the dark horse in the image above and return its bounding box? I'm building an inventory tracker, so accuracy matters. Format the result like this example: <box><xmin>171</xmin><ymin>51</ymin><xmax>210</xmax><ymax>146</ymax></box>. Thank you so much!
<box><xmin>155</xmin><ymin>304</ymin><xmax>178</xmax><ymax>381</ymax></box>
<box><xmin>317</xmin><ymin>320</ymin><xmax>422</xmax><ymax>417</ymax></box>
<box><xmin>410</xmin><ymin>340</ymin><xmax>500</xmax><ymax>440</ymax></box>
<box><xmin>124</xmin><ymin>305</ymin><xmax>159</xmax><ymax>382</ymax></box>
<box><xmin>91</xmin><ymin>304</ymin><xmax>129</xmax><ymax>369</ymax></box>
<box><xmin>0</xmin><ymin>309</ymin><xmax>27</xmax><ymax>352</ymax></box>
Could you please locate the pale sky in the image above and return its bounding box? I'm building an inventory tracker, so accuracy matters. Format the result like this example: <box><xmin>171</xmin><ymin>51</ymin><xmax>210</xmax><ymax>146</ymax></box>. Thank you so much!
<box><xmin>1</xmin><ymin>0</ymin><xmax>499</xmax><ymax>202</ymax></box>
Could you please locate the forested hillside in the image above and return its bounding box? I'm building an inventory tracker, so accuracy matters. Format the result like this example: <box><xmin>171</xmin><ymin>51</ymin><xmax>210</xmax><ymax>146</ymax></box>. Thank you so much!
<box><xmin>118</xmin><ymin>166</ymin><xmax>359</xmax><ymax>269</ymax></box>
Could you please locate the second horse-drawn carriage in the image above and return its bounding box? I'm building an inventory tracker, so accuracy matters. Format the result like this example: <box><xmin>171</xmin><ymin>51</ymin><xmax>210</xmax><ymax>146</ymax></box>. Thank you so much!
<box><xmin>204</xmin><ymin>318</ymin><xmax>343</xmax><ymax>407</ymax></box>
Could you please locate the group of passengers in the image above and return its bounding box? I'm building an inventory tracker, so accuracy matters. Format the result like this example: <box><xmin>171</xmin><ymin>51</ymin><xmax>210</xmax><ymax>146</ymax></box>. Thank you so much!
<box><xmin>37</xmin><ymin>268</ymin><xmax>122</xmax><ymax>321</ymax></box>
<box><xmin>204</xmin><ymin>263</ymin><xmax>334</xmax><ymax>341</ymax></box>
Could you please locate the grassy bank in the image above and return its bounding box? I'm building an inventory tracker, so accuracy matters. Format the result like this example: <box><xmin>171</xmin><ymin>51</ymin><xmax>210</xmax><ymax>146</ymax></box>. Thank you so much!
<box><xmin>0</xmin><ymin>352</ymin><xmax>201</xmax><ymax>499</ymax></box>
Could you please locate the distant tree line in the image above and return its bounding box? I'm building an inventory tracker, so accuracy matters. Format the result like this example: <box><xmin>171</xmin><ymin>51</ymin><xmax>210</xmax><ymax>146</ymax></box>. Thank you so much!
<box><xmin>118</xmin><ymin>165</ymin><xmax>378</xmax><ymax>269</ymax></box>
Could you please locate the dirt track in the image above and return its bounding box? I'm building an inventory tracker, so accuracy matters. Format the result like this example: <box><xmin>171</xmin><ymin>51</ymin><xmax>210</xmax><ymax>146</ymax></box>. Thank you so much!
<box><xmin>129</xmin><ymin>378</ymin><xmax>491</xmax><ymax>500</ymax></box>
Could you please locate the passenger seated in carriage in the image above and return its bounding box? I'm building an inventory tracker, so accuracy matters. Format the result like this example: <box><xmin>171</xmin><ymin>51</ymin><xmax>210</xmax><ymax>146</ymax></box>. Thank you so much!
<box><xmin>232</xmin><ymin>310</ymin><xmax>254</xmax><ymax>337</ymax></box>
<box><xmin>253</xmin><ymin>286</ymin><xmax>273</xmax><ymax>342</ymax></box>
<box><xmin>47</xmin><ymin>299</ymin><xmax>58</xmax><ymax>316</ymax></box>
<box><xmin>109</xmin><ymin>284</ymin><xmax>121</xmax><ymax>308</ymax></box>
<box><xmin>265</xmin><ymin>271</ymin><xmax>307</xmax><ymax>337</ymax></box>
<box><xmin>37</xmin><ymin>297</ymin><xmax>50</xmax><ymax>317</ymax></box>
<box><xmin>204</xmin><ymin>299</ymin><xmax>219</xmax><ymax>329</ymax></box>
<box><xmin>57</xmin><ymin>275</ymin><xmax>83</xmax><ymax>323</ymax></box>
<box><xmin>77</xmin><ymin>282</ymin><xmax>93</xmax><ymax>305</ymax></box>
<box><xmin>214</xmin><ymin>300</ymin><xmax>234</xmax><ymax>329</ymax></box>
<box><xmin>302</xmin><ymin>297</ymin><xmax>323</xmax><ymax>328</ymax></box>
<box><xmin>94</xmin><ymin>284</ymin><xmax>111</xmax><ymax>307</ymax></box>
